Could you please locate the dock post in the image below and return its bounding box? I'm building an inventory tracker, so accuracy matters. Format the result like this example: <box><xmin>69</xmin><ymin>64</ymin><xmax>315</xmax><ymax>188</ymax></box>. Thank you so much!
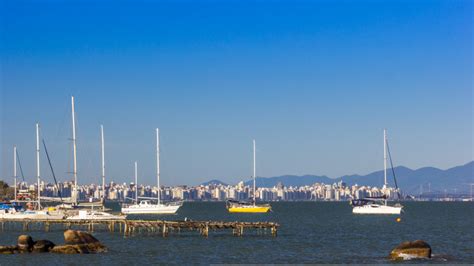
<box><xmin>271</xmin><ymin>225</ymin><xmax>277</xmax><ymax>237</ymax></box>
<box><xmin>203</xmin><ymin>223</ymin><xmax>209</xmax><ymax>237</ymax></box>
<box><xmin>162</xmin><ymin>222</ymin><xmax>167</xmax><ymax>237</ymax></box>
<box><xmin>111</xmin><ymin>221</ymin><xmax>115</xmax><ymax>232</ymax></box>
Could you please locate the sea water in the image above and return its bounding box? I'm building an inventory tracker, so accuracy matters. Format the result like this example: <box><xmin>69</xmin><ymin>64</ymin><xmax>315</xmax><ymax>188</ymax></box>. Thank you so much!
<box><xmin>0</xmin><ymin>201</ymin><xmax>472</xmax><ymax>264</ymax></box>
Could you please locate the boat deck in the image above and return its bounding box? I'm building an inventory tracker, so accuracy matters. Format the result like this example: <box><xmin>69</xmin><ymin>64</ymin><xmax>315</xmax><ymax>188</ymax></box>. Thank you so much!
<box><xmin>0</xmin><ymin>218</ymin><xmax>279</xmax><ymax>237</ymax></box>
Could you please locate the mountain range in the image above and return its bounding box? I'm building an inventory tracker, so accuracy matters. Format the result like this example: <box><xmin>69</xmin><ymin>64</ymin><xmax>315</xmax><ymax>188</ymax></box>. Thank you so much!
<box><xmin>202</xmin><ymin>161</ymin><xmax>474</xmax><ymax>194</ymax></box>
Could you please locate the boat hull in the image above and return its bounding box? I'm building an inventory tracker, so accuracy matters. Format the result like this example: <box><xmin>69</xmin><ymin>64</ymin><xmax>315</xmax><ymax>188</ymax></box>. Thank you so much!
<box><xmin>228</xmin><ymin>205</ymin><xmax>271</xmax><ymax>213</ymax></box>
<box><xmin>0</xmin><ymin>210</ymin><xmax>65</xmax><ymax>220</ymax></box>
<box><xmin>121</xmin><ymin>204</ymin><xmax>181</xmax><ymax>214</ymax></box>
<box><xmin>66</xmin><ymin>210</ymin><xmax>126</xmax><ymax>220</ymax></box>
<box><xmin>352</xmin><ymin>204</ymin><xmax>402</xmax><ymax>214</ymax></box>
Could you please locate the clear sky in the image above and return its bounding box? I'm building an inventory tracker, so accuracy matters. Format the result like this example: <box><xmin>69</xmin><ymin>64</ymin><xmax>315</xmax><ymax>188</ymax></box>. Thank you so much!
<box><xmin>0</xmin><ymin>0</ymin><xmax>472</xmax><ymax>186</ymax></box>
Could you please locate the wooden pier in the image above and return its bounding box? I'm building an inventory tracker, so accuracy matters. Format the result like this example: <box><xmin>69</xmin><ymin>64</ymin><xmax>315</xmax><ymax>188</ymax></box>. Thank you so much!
<box><xmin>0</xmin><ymin>219</ymin><xmax>279</xmax><ymax>237</ymax></box>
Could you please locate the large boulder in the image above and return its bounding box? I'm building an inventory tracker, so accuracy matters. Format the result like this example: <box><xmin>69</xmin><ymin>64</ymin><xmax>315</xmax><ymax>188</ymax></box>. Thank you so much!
<box><xmin>17</xmin><ymin>235</ymin><xmax>34</xmax><ymax>252</ymax></box>
<box><xmin>50</xmin><ymin>243</ymin><xmax>106</xmax><ymax>254</ymax></box>
<box><xmin>32</xmin><ymin>240</ymin><xmax>56</xmax><ymax>253</ymax></box>
<box><xmin>0</xmin><ymin>245</ymin><xmax>19</xmax><ymax>254</ymax></box>
<box><xmin>51</xmin><ymin>230</ymin><xmax>106</xmax><ymax>254</ymax></box>
<box><xmin>389</xmin><ymin>240</ymin><xmax>432</xmax><ymax>260</ymax></box>
<box><xmin>64</xmin><ymin>230</ymin><xmax>99</xmax><ymax>245</ymax></box>
<box><xmin>50</xmin><ymin>245</ymin><xmax>82</xmax><ymax>254</ymax></box>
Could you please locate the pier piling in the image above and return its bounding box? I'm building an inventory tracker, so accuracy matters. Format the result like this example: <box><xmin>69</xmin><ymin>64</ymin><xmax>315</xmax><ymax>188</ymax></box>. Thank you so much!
<box><xmin>0</xmin><ymin>218</ymin><xmax>279</xmax><ymax>238</ymax></box>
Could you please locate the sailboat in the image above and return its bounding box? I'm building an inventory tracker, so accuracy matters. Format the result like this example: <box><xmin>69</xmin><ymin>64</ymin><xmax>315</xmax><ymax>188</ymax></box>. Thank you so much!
<box><xmin>1</xmin><ymin>123</ymin><xmax>65</xmax><ymax>220</ymax></box>
<box><xmin>0</xmin><ymin>146</ymin><xmax>25</xmax><ymax>217</ymax></box>
<box><xmin>227</xmin><ymin>140</ymin><xmax>271</xmax><ymax>213</ymax></box>
<box><xmin>121</xmin><ymin>128</ymin><xmax>182</xmax><ymax>214</ymax></box>
<box><xmin>352</xmin><ymin>129</ymin><xmax>403</xmax><ymax>215</ymax></box>
<box><xmin>65</xmin><ymin>97</ymin><xmax>125</xmax><ymax>220</ymax></box>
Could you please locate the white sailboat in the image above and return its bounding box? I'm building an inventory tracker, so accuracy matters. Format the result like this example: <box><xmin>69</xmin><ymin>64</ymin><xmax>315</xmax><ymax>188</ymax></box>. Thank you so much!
<box><xmin>352</xmin><ymin>129</ymin><xmax>403</xmax><ymax>215</ymax></box>
<box><xmin>66</xmin><ymin>209</ymin><xmax>126</xmax><ymax>221</ymax></box>
<box><xmin>13</xmin><ymin>145</ymin><xmax>17</xmax><ymax>201</ymax></box>
<box><xmin>65</xmin><ymin>98</ymin><xmax>125</xmax><ymax>220</ymax></box>
<box><xmin>0</xmin><ymin>146</ymin><xmax>24</xmax><ymax>217</ymax></box>
<box><xmin>121</xmin><ymin>128</ymin><xmax>182</xmax><ymax>214</ymax></box>
<box><xmin>48</xmin><ymin>96</ymin><xmax>79</xmax><ymax>208</ymax></box>
<box><xmin>1</xmin><ymin>123</ymin><xmax>65</xmax><ymax>220</ymax></box>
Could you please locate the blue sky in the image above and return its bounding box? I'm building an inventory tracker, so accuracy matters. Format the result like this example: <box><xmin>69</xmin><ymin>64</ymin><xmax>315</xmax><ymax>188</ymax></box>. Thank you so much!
<box><xmin>1</xmin><ymin>0</ymin><xmax>472</xmax><ymax>186</ymax></box>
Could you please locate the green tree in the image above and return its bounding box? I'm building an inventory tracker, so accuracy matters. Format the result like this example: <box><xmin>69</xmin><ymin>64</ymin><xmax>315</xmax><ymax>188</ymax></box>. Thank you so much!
<box><xmin>0</xmin><ymin>180</ymin><xmax>14</xmax><ymax>200</ymax></box>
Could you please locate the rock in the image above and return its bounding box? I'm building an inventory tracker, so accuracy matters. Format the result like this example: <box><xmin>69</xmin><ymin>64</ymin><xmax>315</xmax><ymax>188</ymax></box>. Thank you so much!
<box><xmin>50</xmin><ymin>245</ymin><xmax>82</xmax><ymax>254</ymax></box>
<box><xmin>64</xmin><ymin>230</ymin><xmax>99</xmax><ymax>245</ymax></box>
<box><xmin>32</xmin><ymin>240</ymin><xmax>56</xmax><ymax>253</ymax></box>
<box><xmin>390</xmin><ymin>240</ymin><xmax>432</xmax><ymax>260</ymax></box>
<box><xmin>51</xmin><ymin>230</ymin><xmax>106</xmax><ymax>254</ymax></box>
<box><xmin>1</xmin><ymin>230</ymin><xmax>105</xmax><ymax>255</ymax></box>
<box><xmin>50</xmin><ymin>243</ymin><xmax>107</xmax><ymax>254</ymax></box>
<box><xmin>17</xmin><ymin>235</ymin><xmax>34</xmax><ymax>252</ymax></box>
<box><xmin>0</xmin><ymin>245</ymin><xmax>19</xmax><ymax>254</ymax></box>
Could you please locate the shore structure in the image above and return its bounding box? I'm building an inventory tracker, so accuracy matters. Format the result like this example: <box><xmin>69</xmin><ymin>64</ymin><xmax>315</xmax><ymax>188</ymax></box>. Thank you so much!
<box><xmin>0</xmin><ymin>218</ymin><xmax>279</xmax><ymax>237</ymax></box>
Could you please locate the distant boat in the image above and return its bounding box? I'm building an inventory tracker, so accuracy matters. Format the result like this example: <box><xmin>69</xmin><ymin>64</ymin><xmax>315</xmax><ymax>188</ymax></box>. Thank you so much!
<box><xmin>1</xmin><ymin>123</ymin><xmax>65</xmax><ymax>220</ymax></box>
<box><xmin>66</xmin><ymin>200</ymin><xmax>125</xmax><ymax>220</ymax></box>
<box><xmin>121</xmin><ymin>128</ymin><xmax>182</xmax><ymax>215</ymax></box>
<box><xmin>227</xmin><ymin>140</ymin><xmax>271</xmax><ymax>213</ymax></box>
<box><xmin>122</xmin><ymin>199</ymin><xmax>182</xmax><ymax>215</ymax></box>
<box><xmin>66</xmin><ymin>209</ymin><xmax>126</xmax><ymax>221</ymax></box>
<box><xmin>64</xmin><ymin>96</ymin><xmax>121</xmax><ymax>220</ymax></box>
<box><xmin>0</xmin><ymin>209</ymin><xmax>65</xmax><ymax>220</ymax></box>
<box><xmin>352</xmin><ymin>129</ymin><xmax>403</xmax><ymax>215</ymax></box>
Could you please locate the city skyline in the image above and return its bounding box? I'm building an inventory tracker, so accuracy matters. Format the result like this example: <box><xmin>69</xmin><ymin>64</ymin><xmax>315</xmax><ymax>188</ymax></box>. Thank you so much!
<box><xmin>2</xmin><ymin>158</ymin><xmax>471</xmax><ymax>191</ymax></box>
<box><xmin>1</xmin><ymin>0</ymin><xmax>472</xmax><ymax>185</ymax></box>
<box><xmin>10</xmin><ymin>178</ymin><xmax>404</xmax><ymax>202</ymax></box>
<box><xmin>11</xmin><ymin>177</ymin><xmax>471</xmax><ymax>203</ymax></box>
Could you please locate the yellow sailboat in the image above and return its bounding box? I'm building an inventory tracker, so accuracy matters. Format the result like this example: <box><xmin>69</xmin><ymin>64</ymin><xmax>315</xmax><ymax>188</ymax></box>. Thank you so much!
<box><xmin>226</xmin><ymin>140</ymin><xmax>271</xmax><ymax>213</ymax></box>
<box><xmin>227</xmin><ymin>200</ymin><xmax>271</xmax><ymax>213</ymax></box>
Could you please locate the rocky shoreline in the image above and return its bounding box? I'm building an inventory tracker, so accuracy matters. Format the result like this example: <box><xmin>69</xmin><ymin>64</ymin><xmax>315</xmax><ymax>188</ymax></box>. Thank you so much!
<box><xmin>0</xmin><ymin>230</ymin><xmax>106</xmax><ymax>254</ymax></box>
<box><xmin>1</xmin><ymin>233</ymin><xmax>434</xmax><ymax>261</ymax></box>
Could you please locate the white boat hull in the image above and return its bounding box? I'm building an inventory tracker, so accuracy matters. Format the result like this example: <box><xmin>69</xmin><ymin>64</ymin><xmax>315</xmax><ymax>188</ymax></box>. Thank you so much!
<box><xmin>353</xmin><ymin>204</ymin><xmax>402</xmax><ymax>214</ymax></box>
<box><xmin>0</xmin><ymin>210</ymin><xmax>65</xmax><ymax>220</ymax></box>
<box><xmin>121</xmin><ymin>204</ymin><xmax>181</xmax><ymax>214</ymax></box>
<box><xmin>66</xmin><ymin>210</ymin><xmax>126</xmax><ymax>220</ymax></box>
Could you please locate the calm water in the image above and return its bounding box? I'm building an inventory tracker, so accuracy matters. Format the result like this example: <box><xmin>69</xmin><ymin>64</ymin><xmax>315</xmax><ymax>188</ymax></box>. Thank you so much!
<box><xmin>0</xmin><ymin>202</ymin><xmax>473</xmax><ymax>264</ymax></box>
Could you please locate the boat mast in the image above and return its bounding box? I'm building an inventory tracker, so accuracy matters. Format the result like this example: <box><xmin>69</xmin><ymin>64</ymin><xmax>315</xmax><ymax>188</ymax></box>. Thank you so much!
<box><xmin>134</xmin><ymin>161</ymin><xmax>138</xmax><ymax>204</ymax></box>
<box><xmin>71</xmin><ymin>96</ymin><xmax>78</xmax><ymax>205</ymax></box>
<box><xmin>100</xmin><ymin>125</ymin><xmax>105</xmax><ymax>209</ymax></box>
<box><xmin>36</xmin><ymin>123</ymin><xmax>41</xmax><ymax>209</ymax></box>
<box><xmin>13</xmin><ymin>145</ymin><xmax>17</xmax><ymax>201</ymax></box>
<box><xmin>383</xmin><ymin>129</ymin><xmax>388</xmax><ymax>189</ymax></box>
<box><xmin>253</xmin><ymin>139</ymin><xmax>256</xmax><ymax>206</ymax></box>
<box><xmin>383</xmin><ymin>129</ymin><xmax>388</xmax><ymax>205</ymax></box>
<box><xmin>156</xmin><ymin>128</ymin><xmax>160</xmax><ymax>205</ymax></box>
